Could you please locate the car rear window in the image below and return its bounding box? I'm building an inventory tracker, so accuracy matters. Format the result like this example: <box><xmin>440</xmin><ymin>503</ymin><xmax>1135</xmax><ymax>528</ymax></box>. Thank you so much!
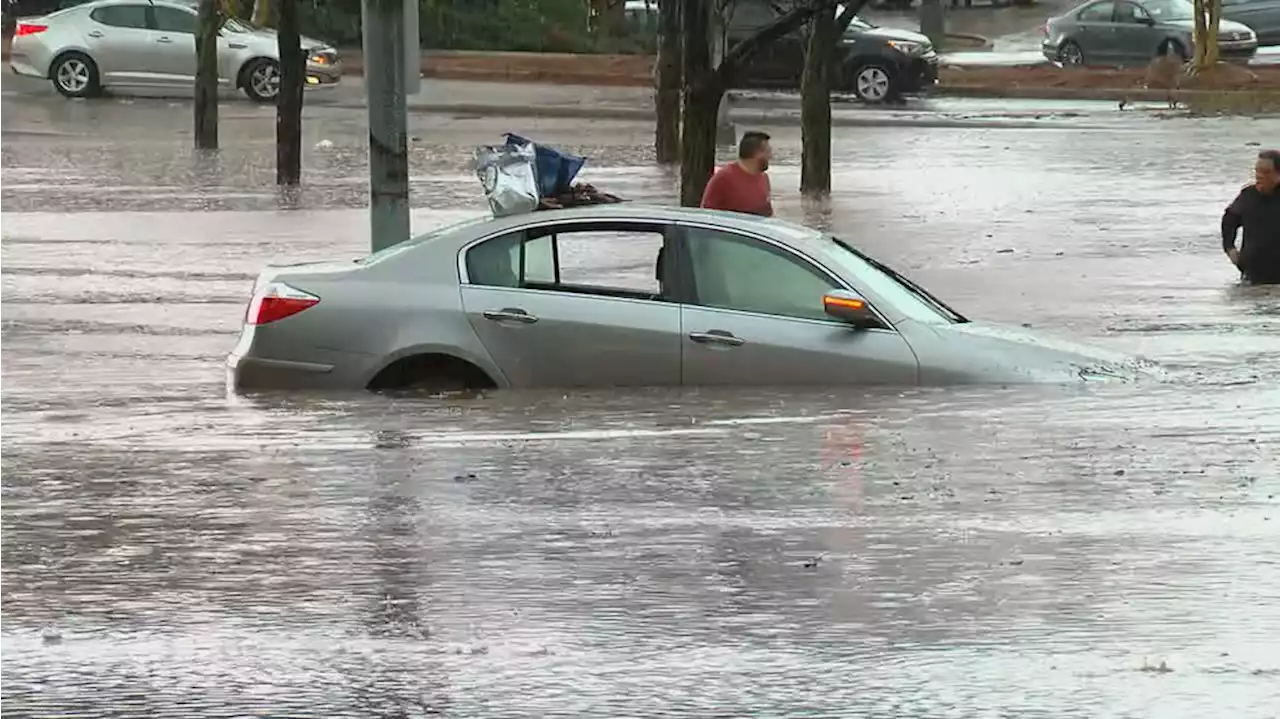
<box><xmin>90</xmin><ymin>4</ymin><xmax>149</xmax><ymax>28</ymax></box>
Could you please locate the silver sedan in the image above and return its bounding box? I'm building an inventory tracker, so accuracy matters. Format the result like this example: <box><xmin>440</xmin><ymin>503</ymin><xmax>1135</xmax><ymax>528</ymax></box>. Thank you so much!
<box><xmin>228</xmin><ymin>205</ymin><xmax>1157</xmax><ymax>392</ymax></box>
<box><xmin>8</xmin><ymin>0</ymin><xmax>341</xmax><ymax>101</ymax></box>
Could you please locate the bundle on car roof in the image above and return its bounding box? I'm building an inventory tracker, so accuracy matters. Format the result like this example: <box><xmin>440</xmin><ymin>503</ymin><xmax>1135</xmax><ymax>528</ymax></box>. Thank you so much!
<box><xmin>474</xmin><ymin>133</ymin><xmax>623</xmax><ymax>217</ymax></box>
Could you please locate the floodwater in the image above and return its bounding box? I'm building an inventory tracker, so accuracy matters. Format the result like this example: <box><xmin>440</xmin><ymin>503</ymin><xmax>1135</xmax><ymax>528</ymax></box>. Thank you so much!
<box><xmin>3</xmin><ymin>98</ymin><xmax>1280</xmax><ymax>717</ymax></box>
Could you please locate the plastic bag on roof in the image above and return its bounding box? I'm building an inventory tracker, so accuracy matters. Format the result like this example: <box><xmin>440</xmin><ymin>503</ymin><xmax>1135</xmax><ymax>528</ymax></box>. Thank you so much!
<box><xmin>474</xmin><ymin>142</ymin><xmax>539</xmax><ymax>217</ymax></box>
<box><xmin>503</xmin><ymin>133</ymin><xmax>586</xmax><ymax>198</ymax></box>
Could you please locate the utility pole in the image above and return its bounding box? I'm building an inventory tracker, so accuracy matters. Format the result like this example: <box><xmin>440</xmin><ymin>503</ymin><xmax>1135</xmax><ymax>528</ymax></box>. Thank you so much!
<box><xmin>919</xmin><ymin>0</ymin><xmax>945</xmax><ymax>51</ymax></box>
<box><xmin>362</xmin><ymin>0</ymin><xmax>417</xmax><ymax>252</ymax></box>
<box><xmin>193</xmin><ymin>0</ymin><xmax>219</xmax><ymax>149</ymax></box>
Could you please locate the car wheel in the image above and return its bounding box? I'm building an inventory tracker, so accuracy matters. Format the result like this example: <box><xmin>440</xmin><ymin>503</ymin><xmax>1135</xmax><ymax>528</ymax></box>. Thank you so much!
<box><xmin>1057</xmin><ymin>40</ymin><xmax>1086</xmax><ymax>66</ymax></box>
<box><xmin>1164</xmin><ymin>39</ymin><xmax>1189</xmax><ymax>61</ymax></box>
<box><xmin>851</xmin><ymin>63</ymin><xmax>896</xmax><ymax>104</ymax></box>
<box><xmin>50</xmin><ymin>51</ymin><xmax>100</xmax><ymax>99</ymax></box>
<box><xmin>241</xmin><ymin>58</ymin><xmax>281</xmax><ymax>103</ymax></box>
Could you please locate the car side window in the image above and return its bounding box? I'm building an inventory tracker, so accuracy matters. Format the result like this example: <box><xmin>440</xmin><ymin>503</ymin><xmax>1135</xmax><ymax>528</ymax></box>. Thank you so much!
<box><xmin>465</xmin><ymin>223</ymin><xmax>668</xmax><ymax>301</ymax></box>
<box><xmin>1078</xmin><ymin>1</ymin><xmax>1115</xmax><ymax>21</ymax></box>
<box><xmin>153</xmin><ymin>6</ymin><xmax>198</xmax><ymax>33</ymax></box>
<box><xmin>683</xmin><ymin>227</ymin><xmax>841</xmax><ymax>322</ymax></box>
<box><xmin>1113</xmin><ymin>1</ymin><xmax>1150</xmax><ymax>22</ymax></box>
<box><xmin>90</xmin><ymin>3</ymin><xmax>150</xmax><ymax>29</ymax></box>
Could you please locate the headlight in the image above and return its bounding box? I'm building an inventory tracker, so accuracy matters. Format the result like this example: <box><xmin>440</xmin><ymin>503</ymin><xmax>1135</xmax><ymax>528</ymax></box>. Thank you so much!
<box><xmin>887</xmin><ymin>40</ymin><xmax>923</xmax><ymax>55</ymax></box>
<box><xmin>308</xmin><ymin>49</ymin><xmax>334</xmax><ymax>65</ymax></box>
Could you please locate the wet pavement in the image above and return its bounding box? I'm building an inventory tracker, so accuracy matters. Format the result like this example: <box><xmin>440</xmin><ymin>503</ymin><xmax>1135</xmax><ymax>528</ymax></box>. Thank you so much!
<box><xmin>3</xmin><ymin>97</ymin><xmax>1280</xmax><ymax>716</ymax></box>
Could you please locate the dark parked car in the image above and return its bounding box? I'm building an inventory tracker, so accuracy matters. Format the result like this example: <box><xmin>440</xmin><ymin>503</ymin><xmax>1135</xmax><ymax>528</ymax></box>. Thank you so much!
<box><xmin>1042</xmin><ymin>0</ymin><xmax>1259</xmax><ymax>65</ymax></box>
<box><xmin>1223</xmin><ymin>0</ymin><xmax>1280</xmax><ymax>46</ymax></box>
<box><xmin>736</xmin><ymin>15</ymin><xmax>939</xmax><ymax>103</ymax></box>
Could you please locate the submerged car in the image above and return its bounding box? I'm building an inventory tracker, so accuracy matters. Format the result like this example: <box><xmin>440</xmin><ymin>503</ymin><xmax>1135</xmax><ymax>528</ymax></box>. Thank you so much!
<box><xmin>1043</xmin><ymin>0</ymin><xmax>1258</xmax><ymax>66</ymax></box>
<box><xmin>228</xmin><ymin>205</ymin><xmax>1154</xmax><ymax>392</ymax></box>
<box><xmin>8</xmin><ymin>0</ymin><xmax>340</xmax><ymax>101</ymax></box>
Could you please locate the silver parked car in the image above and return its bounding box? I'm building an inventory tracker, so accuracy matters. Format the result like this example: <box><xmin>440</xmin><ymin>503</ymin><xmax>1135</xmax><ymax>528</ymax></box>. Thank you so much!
<box><xmin>1042</xmin><ymin>0</ymin><xmax>1258</xmax><ymax>66</ymax></box>
<box><xmin>8</xmin><ymin>0</ymin><xmax>341</xmax><ymax>101</ymax></box>
<box><xmin>228</xmin><ymin>205</ymin><xmax>1154</xmax><ymax>392</ymax></box>
<box><xmin>1223</xmin><ymin>0</ymin><xmax>1280</xmax><ymax>46</ymax></box>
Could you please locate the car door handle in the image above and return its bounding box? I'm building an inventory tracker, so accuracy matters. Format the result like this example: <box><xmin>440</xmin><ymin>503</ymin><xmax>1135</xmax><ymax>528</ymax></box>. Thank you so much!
<box><xmin>87</xmin><ymin>30</ymin><xmax>103</xmax><ymax>38</ymax></box>
<box><xmin>228</xmin><ymin>42</ymin><xmax>247</xmax><ymax>49</ymax></box>
<box><xmin>689</xmin><ymin>330</ymin><xmax>745</xmax><ymax>347</ymax></box>
<box><xmin>483</xmin><ymin>308</ymin><xmax>538</xmax><ymax>324</ymax></box>
<box><xmin>157</xmin><ymin>36</ymin><xmax>173</xmax><ymax>43</ymax></box>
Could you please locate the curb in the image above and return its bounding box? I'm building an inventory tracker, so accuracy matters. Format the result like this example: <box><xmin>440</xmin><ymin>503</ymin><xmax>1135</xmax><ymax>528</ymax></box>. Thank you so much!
<box><xmin>314</xmin><ymin>99</ymin><xmax>1111</xmax><ymax>130</ymax></box>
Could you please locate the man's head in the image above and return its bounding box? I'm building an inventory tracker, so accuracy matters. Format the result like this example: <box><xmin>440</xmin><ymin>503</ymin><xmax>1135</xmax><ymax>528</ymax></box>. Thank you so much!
<box><xmin>1256</xmin><ymin>150</ymin><xmax>1279</xmax><ymax>193</ymax></box>
<box><xmin>738</xmin><ymin>131</ymin><xmax>773</xmax><ymax>172</ymax></box>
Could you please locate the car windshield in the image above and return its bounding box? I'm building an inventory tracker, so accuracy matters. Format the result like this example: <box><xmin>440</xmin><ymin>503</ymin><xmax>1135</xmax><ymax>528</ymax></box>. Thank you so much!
<box><xmin>826</xmin><ymin>237</ymin><xmax>967</xmax><ymax>324</ymax></box>
<box><xmin>1139</xmin><ymin>0</ymin><xmax>1194</xmax><ymax>20</ymax></box>
<box><xmin>221</xmin><ymin>15</ymin><xmax>255</xmax><ymax>33</ymax></box>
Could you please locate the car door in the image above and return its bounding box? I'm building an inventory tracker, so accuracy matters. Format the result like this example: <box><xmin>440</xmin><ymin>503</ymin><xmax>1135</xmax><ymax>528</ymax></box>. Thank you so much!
<box><xmin>82</xmin><ymin>2</ymin><xmax>154</xmax><ymax>83</ymax></box>
<box><xmin>673</xmin><ymin>224</ymin><xmax>918</xmax><ymax>386</ymax></box>
<box><xmin>1110</xmin><ymin>1</ymin><xmax>1160</xmax><ymax>64</ymax></box>
<box><xmin>148</xmin><ymin>4</ymin><xmax>198</xmax><ymax>84</ymax></box>
<box><xmin>458</xmin><ymin>221</ymin><xmax>682</xmax><ymax>388</ymax></box>
<box><xmin>1073</xmin><ymin>0</ymin><xmax>1118</xmax><ymax>62</ymax></box>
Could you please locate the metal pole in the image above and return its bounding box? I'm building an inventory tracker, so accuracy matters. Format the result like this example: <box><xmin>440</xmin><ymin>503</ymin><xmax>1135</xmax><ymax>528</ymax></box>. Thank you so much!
<box><xmin>919</xmin><ymin>0</ymin><xmax>945</xmax><ymax>51</ymax></box>
<box><xmin>403</xmin><ymin>0</ymin><xmax>420</xmax><ymax>96</ymax></box>
<box><xmin>363</xmin><ymin>0</ymin><xmax>410</xmax><ymax>253</ymax></box>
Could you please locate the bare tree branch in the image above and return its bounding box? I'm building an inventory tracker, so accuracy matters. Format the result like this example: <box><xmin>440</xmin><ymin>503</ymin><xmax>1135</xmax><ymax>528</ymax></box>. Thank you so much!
<box><xmin>716</xmin><ymin>0</ymin><xmax>836</xmax><ymax>83</ymax></box>
<box><xmin>836</xmin><ymin>0</ymin><xmax>870</xmax><ymax>32</ymax></box>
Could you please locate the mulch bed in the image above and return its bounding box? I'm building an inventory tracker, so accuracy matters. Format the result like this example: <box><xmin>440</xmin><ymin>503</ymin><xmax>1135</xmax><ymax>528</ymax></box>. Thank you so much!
<box><xmin>403</xmin><ymin>51</ymin><xmax>1280</xmax><ymax>95</ymax></box>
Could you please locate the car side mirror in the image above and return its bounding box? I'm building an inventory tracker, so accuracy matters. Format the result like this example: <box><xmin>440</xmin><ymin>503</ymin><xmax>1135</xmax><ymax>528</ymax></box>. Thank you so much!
<box><xmin>823</xmin><ymin>289</ymin><xmax>883</xmax><ymax>329</ymax></box>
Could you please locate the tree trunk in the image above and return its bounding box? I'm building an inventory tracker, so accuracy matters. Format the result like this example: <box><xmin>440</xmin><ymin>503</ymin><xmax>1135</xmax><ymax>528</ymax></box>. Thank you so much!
<box><xmin>194</xmin><ymin>0</ymin><xmax>219</xmax><ymax>150</ymax></box>
<box><xmin>680</xmin><ymin>0</ymin><xmax>720</xmax><ymax>206</ymax></box>
<box><xmin>654</xmin><ymin>0</ymin><xmax>682</xmax><ymax>164</ymax></box>
<box><xmin>252</xmin><ymin>0</ymin><xmax>271</xmax><ymax>26</ymax></box>
<box><xmin>800</xmin><ymin>8</ymin><xmax>836</xmax><ymax>194</ymax></box>
<box><xmin>1204</xmin><ymin>0</ymin><xmax>1221</xmax><ymax>66</ymax></box>
<box><xmin>276</xmin><ymin>0</ymin><xmax>303</xmax><ymax>185</ymax></box>
<box><xmin>680</xmin><ymin>84</ymin><xmax>725</xmax><ymax>206</ymax></box>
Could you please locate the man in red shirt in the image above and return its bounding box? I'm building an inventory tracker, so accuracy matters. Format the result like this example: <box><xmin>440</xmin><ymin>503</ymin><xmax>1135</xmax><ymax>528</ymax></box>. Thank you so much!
<box><xmin>699</xmin><ymin>131</ymin><xmax>774</xmax><ymax>217</ymax></box>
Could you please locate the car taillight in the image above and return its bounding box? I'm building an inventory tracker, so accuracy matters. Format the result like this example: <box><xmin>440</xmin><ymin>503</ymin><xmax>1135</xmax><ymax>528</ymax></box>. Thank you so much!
<box><xmin>245</xmin><ymin>282</ymin><xmax>319</xmax><ymax>325</ymax></box>
<box><xmin>15</xmin><ymin>23</ymin><xmax>48</xmax><ymax>36</ymax></box>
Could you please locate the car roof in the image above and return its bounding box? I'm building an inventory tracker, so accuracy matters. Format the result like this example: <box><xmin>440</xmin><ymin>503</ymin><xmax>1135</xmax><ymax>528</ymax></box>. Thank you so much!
<box><xmin>469</xmin><ymin>203</ymin><xmax>827</xmax><ymax>245</ymax></box>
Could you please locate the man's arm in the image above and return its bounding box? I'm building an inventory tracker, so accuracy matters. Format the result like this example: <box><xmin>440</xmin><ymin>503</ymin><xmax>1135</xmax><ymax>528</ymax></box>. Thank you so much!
<box><xmin>700</xmin><ymin>169</ymin><xmax>725</xmax><ymax>210</ymax></box>
<box><xmin>1222</xmin><ymin>189</ymin><xmax>1248</xmax><ymax>256</ymax></box>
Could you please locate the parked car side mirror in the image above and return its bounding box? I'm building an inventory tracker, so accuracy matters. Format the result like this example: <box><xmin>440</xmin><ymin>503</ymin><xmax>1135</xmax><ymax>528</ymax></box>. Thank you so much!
<box><xmin>823</xmin><ymin>289</ymin><xmax>883</xmax><ymax>329</ymax></box>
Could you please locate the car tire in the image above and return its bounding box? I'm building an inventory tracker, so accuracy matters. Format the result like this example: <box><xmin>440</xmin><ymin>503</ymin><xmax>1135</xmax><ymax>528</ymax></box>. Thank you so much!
<box><xmin>50</xmin><ymin>51</ymin><xmax>100</xmax><ymax>99</ymax></box>
<box><xmin>241</xmin><ymin>58</ymin><xmax>281</xmax><ymax>103</ymax></box>
<box><xmin>850</xmin><ymin>63</ymin><xmax>897</xmax><ymax>104</ymax></box>
<box><xmin>1164</xmin><ymin>39</ymin><xmax>1189</xmax><ymax>61</ymax></box>
<box><xmin>1057</xmin><ymin>40</ymin><xmax>1086</xmax><ymax>66</ymax></box>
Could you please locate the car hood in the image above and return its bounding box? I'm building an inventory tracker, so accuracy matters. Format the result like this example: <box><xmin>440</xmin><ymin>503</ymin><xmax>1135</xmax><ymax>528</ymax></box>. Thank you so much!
<box><xmin>915</xmin><ymin>321</ymin><xmax>1165</xmax><ymax>384</ymax></box>
<box><xmin>243</xmin><ymin>27</ymin><xmax>331</xmax><ymax>51</ymax></box>
<box><xmin>843</xmin><ymin>25</ymin><xmax>931</xmax><ymax>45</ymax></box>
<box><xmin>1163</xmin><ymin>17</ymin><xmax>1253</xmax><ymax>35</ymax></box>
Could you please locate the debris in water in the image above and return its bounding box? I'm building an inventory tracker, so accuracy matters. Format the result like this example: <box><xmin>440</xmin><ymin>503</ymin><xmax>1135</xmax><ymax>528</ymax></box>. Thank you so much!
<box><xmin>41</xmin><ymin>627</ymin><xmax>61</xmax><ymax>645</ymax></box>
<box><xmin>315</xmin><ymin>139</ymin><xmax>334</xmax><ymax>149</ymax></box>
<box><xmin>1141</xmin><ymin>658</ymin><xmax>1173</xmax><ymax>673</ymax></box>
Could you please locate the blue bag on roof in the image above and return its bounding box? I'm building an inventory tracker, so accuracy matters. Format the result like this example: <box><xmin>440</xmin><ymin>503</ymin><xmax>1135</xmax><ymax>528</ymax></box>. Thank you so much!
<box><xmin>504</xmin><ymin>133</ymin><xmax>585</xmax><ymax>198</ymax></box>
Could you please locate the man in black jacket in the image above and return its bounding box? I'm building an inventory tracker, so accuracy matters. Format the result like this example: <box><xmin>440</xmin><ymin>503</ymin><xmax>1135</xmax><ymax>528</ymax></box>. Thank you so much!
<box><xmin>1223</xmin><ymin>149</ymin><xmax>1280</xmax><ymax>284</ymax></box>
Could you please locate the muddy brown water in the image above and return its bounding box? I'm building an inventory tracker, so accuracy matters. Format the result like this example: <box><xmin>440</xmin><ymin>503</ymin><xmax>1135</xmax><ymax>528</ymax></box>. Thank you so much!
<box><xmin>2</xmin><ymin>99</ymin><xmax>1278</xmax><ymax>716</ymax></box>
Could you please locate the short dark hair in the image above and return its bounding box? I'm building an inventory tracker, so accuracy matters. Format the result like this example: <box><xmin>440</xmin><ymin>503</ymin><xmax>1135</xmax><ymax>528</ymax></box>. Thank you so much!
<box><xmin>1260</xmin><ymin>149</ymin><xmax>1280</xmax><ymax>170</ymax></box>
<box><xmin>739</xmin><ymin>131</ymin><xmax>771</xmax><ymax>160</ymax></box>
